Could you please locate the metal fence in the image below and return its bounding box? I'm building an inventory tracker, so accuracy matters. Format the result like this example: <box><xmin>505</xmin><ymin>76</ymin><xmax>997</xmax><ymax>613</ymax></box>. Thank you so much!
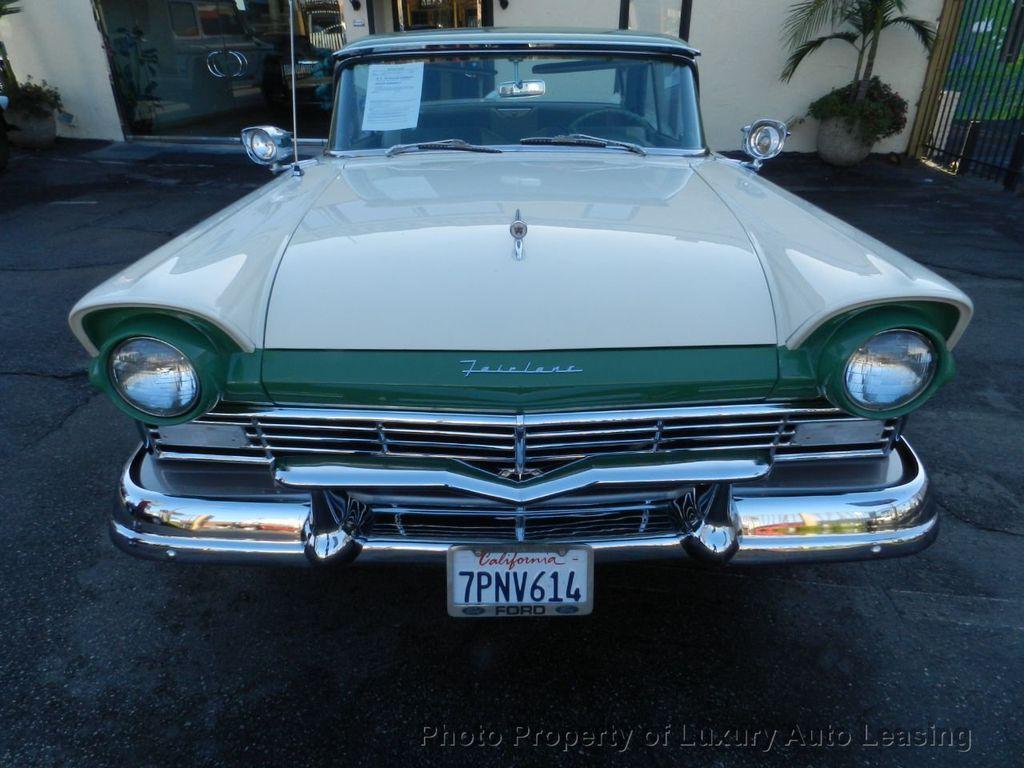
<box><xmin>918</xmin><ymin>0</ymin><xmax>1024</xmax><ymax>190</ymax></box>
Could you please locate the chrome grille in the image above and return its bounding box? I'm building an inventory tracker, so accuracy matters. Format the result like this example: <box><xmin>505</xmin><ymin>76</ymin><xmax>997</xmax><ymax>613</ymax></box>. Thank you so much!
<box><xmin>149</xmin><ymin>402</ymin><xmax>901</xmax><ymax>475</ymax></box>
<box><xmin>338</xmin><ymin>489</ymin><xmax>694</xmax><ymax>543</ymax></box>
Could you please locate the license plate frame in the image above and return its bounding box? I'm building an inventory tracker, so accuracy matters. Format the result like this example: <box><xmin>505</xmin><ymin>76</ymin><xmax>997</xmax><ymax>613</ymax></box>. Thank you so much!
<box><xmin>447</xmin><ymin>544</ymin><xmax>594</xmax><ymax>617</ymax></box>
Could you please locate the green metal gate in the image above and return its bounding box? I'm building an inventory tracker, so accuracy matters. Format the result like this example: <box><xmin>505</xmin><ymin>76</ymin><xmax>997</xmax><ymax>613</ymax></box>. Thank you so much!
<box><xmin>915</xmin><ymin>0</ymin><xmax>1024</xmax><ymax>189</ymax></box>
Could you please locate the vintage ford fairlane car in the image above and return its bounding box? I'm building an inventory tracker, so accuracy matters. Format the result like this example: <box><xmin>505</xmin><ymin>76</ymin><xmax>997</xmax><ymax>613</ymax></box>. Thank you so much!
<box><xmin>71</xmin><ymin>29</ymin><xmax>972</xmax><ymax>616</ymax></box>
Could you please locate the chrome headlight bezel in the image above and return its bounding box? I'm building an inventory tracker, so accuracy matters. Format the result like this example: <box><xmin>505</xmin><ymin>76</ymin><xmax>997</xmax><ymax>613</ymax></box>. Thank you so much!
<box><xmin>841</xmin><ymin>329</ymin><xmax>938</xmax><ymax>412</ymax></box>
<box><xmin>109</xmin><ymin>336</ymin><xmax>201</xmax><ymax>418</ymax></box>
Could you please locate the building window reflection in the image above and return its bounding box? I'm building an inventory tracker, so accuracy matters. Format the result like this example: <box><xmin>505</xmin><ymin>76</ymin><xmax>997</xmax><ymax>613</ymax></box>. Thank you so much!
<box><xmin>96</xmin><ymin>0</ymin><xmax>345</xmax><ymax>138</ymax></box>
<box><xmin>93</xmin><ymin>0</ymin><xmax>692</xmax><ymax>139</ymax></box>
<box><xmin>396</xmin><ymin>0</ymin><xmax>482</xmax><ymax>30</ymax></box>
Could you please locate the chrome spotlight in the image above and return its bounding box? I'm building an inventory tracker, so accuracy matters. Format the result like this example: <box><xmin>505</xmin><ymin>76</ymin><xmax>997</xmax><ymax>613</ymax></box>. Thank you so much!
<box><xmin>741</xmin><ymin>119</ymin><xmax>789</xmax><ymax>170</ymax></box>
<box><xmin>241</xmin><ymin>125</ymin><xmax>292</xmax><ymax>168</ymax></box>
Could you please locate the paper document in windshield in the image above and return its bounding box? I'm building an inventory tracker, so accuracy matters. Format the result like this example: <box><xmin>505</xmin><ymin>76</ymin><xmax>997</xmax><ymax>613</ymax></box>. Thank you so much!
<box><xmin>361</xmin><ymin>62</ymin><xmax>425</xmax><ymax>132</ymax></box>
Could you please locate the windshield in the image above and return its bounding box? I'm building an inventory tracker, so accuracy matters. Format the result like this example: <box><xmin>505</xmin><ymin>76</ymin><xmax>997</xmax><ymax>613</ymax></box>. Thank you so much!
<box><xmin>330</xmin><ymin>54</ymin><xmax>704</xmax><ymax>153</ymax></box>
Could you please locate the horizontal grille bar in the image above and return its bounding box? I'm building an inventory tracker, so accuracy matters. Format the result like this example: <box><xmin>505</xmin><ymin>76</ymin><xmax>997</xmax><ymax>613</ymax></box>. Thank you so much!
<box><xmin>150</xmin><ymin>401</ymin><xmax>902</xmax><ymax>477</ymax></box>
<box><xmin>360</xmin><ymin>497</ymin><xmax>683</xmax><ymax>542</ymax></box>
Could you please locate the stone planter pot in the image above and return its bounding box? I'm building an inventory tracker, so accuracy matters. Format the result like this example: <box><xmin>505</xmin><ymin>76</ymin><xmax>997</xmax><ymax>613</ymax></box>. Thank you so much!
<box><xmin>817</xmin><ymin>117</ymin><xmax>871</xmax><ymax>167</ymax></box>
<box><xmin>7</xmin><ymin>108</ymin><xmax>57</xmax><ymax>149</ymax></box>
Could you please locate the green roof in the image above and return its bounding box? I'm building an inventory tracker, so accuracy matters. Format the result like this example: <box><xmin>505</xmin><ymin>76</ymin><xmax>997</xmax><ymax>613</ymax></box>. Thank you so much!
<box><xmin>336</xmin><ymin>27</ymin><xmax>698</xmax><ymax>58</ymax></box>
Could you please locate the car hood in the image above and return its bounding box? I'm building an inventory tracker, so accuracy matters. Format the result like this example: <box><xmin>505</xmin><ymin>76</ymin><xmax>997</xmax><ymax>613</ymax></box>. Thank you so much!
<box><xmin>70</xmin><ymin>151</ymin><xmax>971</xmax><ymax>366</ymax></box>
<box><xmin>265</xmin><ymin>152</ymin><xmax>777</xmax><ymax>350</ymax></box>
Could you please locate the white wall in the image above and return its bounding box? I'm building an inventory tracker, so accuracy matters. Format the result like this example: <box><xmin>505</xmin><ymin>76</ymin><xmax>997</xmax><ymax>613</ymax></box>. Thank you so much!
<box><xmin>343</xmin><ymin>0</ymin><xmax>372</xmax><ymax>42</ymax></box>
<box><xmin>0</xmin><ymin>0</ymin><xmax>124</xmax><ymax>141</ymax></box>
<box><xmin>495</xmin><ymin>0</ymin><xmax>622</xmax><ymax>27</ymax></box>
<box><xmin>689</xmin><ymin>0</ymin><xmax>943</xmax><ymax>152</ymax></box>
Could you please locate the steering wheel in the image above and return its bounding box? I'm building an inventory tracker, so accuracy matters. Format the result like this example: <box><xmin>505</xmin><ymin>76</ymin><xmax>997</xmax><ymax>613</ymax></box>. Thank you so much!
<box><xmin>568</xmin><ymin>108</ymin><xmax>651</xmax><ymax>134</ymax></box>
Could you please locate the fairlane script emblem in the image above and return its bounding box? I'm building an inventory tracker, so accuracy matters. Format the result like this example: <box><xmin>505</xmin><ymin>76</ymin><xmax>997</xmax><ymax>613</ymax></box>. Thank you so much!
<box><xmin>460</xmin><ymin>360</ymin><xmax>584</xmax><ymax>377</ymax></box>
<box><xmin>510</xmin><ymin>209</ymin><xmax>527</xmax><ymax>261</ymax></box>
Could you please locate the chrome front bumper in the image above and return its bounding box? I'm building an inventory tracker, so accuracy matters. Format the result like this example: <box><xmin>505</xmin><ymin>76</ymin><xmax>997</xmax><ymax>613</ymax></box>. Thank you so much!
<box><xmin>110</xmin><ymin>438</ymin><xmax>936</xmax><ymax>566</ymax></box>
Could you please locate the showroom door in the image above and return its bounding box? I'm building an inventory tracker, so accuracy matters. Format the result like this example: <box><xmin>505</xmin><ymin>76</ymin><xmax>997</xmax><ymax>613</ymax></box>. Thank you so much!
<box><xmin>97</xmin><ymin>0</ymin><xmax>341</xmax><ymax>139</ymax></box>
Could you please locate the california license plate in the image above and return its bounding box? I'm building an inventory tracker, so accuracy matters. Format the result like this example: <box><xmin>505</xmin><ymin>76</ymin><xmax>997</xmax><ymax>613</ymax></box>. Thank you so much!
<box><xmin>447</xmin><ymin>545</ymin><xmax>593</xmax><ymax>617</ymax></box>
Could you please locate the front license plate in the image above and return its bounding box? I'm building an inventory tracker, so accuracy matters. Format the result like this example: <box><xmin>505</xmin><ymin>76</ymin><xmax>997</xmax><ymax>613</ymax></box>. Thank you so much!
<box><xmin>447</xmin><ymin>545</ymin><xmax>593</xmax><ymax>617</ymax></box>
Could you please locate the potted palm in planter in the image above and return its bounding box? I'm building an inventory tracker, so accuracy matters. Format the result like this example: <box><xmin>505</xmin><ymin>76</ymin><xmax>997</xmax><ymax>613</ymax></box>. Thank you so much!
<box><xmin>6</xmin><ymin>77</ymin><xmax>62</xmax><ymax>148</ymax></box>
<box><xmin>781</xmin><ymin>0</ymin><xmax>935</xmax><ymax>166</ymax></box>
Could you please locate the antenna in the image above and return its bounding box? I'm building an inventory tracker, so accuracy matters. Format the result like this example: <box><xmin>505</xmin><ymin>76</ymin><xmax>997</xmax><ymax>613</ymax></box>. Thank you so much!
<box><xmin>288</xmin><ymin>0</ymin><xmax>302</xmax><ymax>176</ymax></box>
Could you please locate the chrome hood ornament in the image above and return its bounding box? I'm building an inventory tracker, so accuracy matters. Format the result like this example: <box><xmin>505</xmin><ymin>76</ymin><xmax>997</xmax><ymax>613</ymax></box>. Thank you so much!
<box><xmin>510</xmin><ymin>209</ymin><xmax>527</xmax><ymax>260</ymax></box>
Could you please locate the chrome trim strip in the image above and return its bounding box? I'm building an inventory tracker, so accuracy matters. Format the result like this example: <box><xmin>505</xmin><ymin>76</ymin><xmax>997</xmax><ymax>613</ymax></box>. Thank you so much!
<box><xmin>732</xmin><ymin>519</ymin><xmax>938</xmax><ymax>564</ymax></box>
<box><xmin>274</xmin><ymin>456</ymin><xmax>771</xmax><ymax>504</ymax></box>
<box><xmin>774</xmin><ymin>447</ymin><xmax>890</xmax><ymax>462</ymax></box>
<box><xmin>333</xmin><ymin>38</ymin><xmax>701</xmax><ymax>62</ymax></box>
<box><xmin>111</xmin><ymin>520</ymin><xmax>306</xmax><ymax>561</ymax></box>
<box><xmin>202</xmin><ymin>401</ymin><xmax>847</xmax><ymax>427</ymax></box>
<box><xmin>352</xmin><ymin>535</ymin><xmax>689</xmax><ymax>564</ymax></box>
<box><xmin>123</xmin><ymin>135</ymin><xmax>328</xmax><ymax>147</ymax></box>
<box><xmin>152</xmin><ymin>449</ymin><xmax>272</xmax><ymax>465</ymax></box>
<box><xmin>111</xmin><ymin>439</ymin><xmax>937</xmax><ymax>567</ymax></box>
<box><xmin>325</xmin><ymin>145</ymin><xmax>710</xmax><ymax>159</ymax></box>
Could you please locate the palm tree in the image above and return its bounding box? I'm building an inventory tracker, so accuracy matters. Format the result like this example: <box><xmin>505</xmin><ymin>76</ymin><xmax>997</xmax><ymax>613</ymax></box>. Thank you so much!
<box><xmin>781</xmin><ymin>0</ymin><xmax>936</xmax><ymax>101</ymax></box>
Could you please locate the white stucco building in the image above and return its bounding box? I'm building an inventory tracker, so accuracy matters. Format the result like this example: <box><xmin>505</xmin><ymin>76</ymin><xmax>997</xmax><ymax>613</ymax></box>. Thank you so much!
<box><xmin>0</xmin><ymin>0</ymin><xmax>943</xmax><ymax>152</ymax></box>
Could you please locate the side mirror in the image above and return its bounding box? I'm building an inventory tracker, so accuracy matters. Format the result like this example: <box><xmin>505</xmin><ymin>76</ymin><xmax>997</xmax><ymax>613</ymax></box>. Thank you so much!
<box><xmin>741</xmin><ymin>119</ymin><xmax>789</xmax><ymax>171</ymax></box>
<box><xmin>241</xmin><ymin>125</ymin><xmax>292</xmax><ymax>170</ymax></box>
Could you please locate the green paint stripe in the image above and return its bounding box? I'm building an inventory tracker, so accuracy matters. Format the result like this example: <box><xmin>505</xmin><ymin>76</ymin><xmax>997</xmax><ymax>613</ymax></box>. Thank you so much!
<box><xmin>261</xmin><ymin>347</ymin><xmax>780</xmax><ymax>411</ymax></box>
<box><xmin>77</xmin><ymin>301</ymin><xmax>962</xmax><ymax>422</ymax></box>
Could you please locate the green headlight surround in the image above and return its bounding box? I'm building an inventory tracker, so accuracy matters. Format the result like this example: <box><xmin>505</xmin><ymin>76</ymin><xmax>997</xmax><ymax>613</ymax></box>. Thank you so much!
<box><xmin>815</xmin><ymin>307</ymin><xmax>955</xmax><ymax>419</ymax></box>
<box><xmin>87</xmin><ymin>311</ymin><xmax>236</xmax><ymax>425</ymax></box>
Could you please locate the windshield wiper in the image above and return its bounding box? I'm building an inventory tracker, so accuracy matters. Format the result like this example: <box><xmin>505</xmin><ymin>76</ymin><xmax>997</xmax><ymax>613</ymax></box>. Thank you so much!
<box><xmin>520</xmin><ymin>133</ymin><xmax>647</xmax><ymax>156</ymax></box>
<box><xmin>386</xmin><ymin>139</ymin><xmax>502</xmax><ymax>157</ymax></box>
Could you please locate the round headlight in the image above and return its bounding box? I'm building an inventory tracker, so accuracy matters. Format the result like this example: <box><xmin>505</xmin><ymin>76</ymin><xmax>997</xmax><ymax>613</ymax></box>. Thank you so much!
<box><xmin>109</xmin><ymin>338</ymin><xmax>199</xmax><ymax>417</ymax></box>
<box><xmin>248</xmin><ymin>129</ymin><xmax>279</xmax><ymax>163</ymax></box>
<box><xmin>843</xmin><ymin>330</ymin><xmax>937</xmax><ymax>411</ymax></box>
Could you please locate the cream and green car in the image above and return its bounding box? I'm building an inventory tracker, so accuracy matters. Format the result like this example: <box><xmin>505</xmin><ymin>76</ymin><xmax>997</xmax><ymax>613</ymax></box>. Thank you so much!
<box><xmin>70</xmin><ymin>29</ymin><xmax>972</xmax><ymax>616</ymax></box>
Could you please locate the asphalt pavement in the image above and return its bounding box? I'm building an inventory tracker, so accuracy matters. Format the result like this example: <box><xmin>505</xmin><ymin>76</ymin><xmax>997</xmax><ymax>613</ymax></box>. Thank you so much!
<box><xmin>0</xmin><ymin>142</ymin><xmax>1021</xmax><ymax>767</ymax></box>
